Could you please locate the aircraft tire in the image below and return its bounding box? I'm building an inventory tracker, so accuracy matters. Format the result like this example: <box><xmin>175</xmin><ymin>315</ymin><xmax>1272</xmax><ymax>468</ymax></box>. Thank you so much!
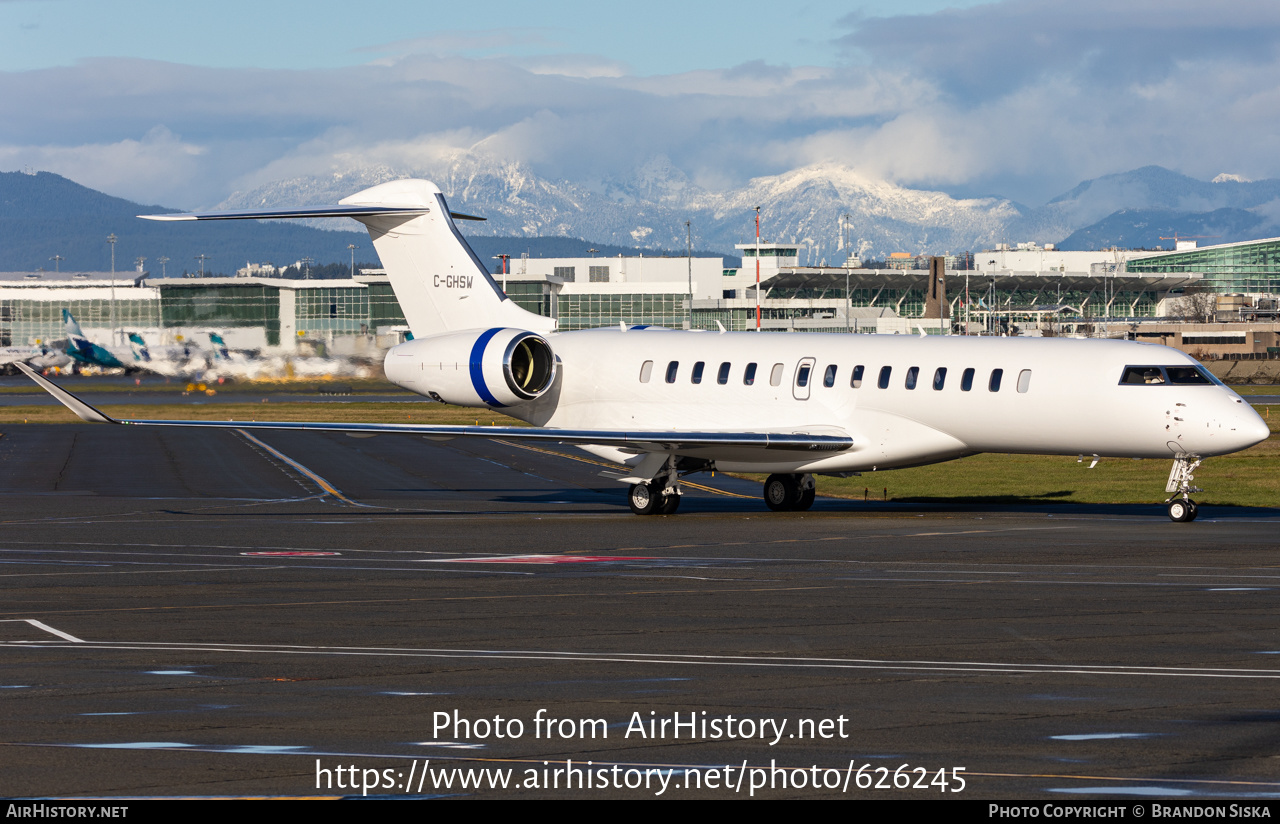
<box><xmin>1186</xmin><ymin>500</ymin><xmax>1199</xmax><ymax>521</ymax></box>
<box><xmin>657</xmin><ymin>493</ymin><xmax>681</xmax><ymax>515</ymax></box>
<box><xmin>1167</xmin><ymin>499</ymin><xmax>1194</xmax><ymax>523</ymax></box>
<box><xmin>764</xmin><ymin>474</ymin><xmax>798</xmax><ymax>511</ymax></box>
<box><xmin>795</xmin><ymin>485</ymin><xmax>815</xmax><ymax>511</ymax></box>
<box><xmin>628</xmin><ymin>482</ymin><xmax>660</xmax><ymax>515</ymax></box>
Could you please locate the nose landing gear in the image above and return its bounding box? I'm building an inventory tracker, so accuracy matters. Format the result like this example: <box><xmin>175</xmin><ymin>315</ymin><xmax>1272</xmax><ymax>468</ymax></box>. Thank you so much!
<box><xmin>1164</xmin><ymin>455</ymin><xmax>1203</xmax><ymax>522</ymax></box>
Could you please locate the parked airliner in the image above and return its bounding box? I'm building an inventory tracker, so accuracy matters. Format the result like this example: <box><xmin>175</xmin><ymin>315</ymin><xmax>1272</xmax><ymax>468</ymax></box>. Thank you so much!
<box><xmin>18</xmin><ymin>179</ymin><xmax>1270</xmax><ymax>521</ymax></box>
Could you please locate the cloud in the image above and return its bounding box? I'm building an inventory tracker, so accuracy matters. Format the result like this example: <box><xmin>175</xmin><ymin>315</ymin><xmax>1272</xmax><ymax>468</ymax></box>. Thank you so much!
<box><xmin>837</xmin><ymin>0</ymin><xmax>1280</xmax><ymax>102</ymax></box>
<box><xmin>508</xmin><ymin>54</ymin><xmax>629</xmax><ymax>78</ymax></box>
<box><xmin>5</xmin><ymin>1</ymin><xmax>1280</xmax><ymax>210</ymax></box>
<box><xmin>0</xmin><ymin>126</ymin><xmax>216</xmax><ymax>206</ymax></box>
<box><xmin>825</xmin><ymin>0</ymin><xmax>1280</xmax><ymax>200</ymax></box>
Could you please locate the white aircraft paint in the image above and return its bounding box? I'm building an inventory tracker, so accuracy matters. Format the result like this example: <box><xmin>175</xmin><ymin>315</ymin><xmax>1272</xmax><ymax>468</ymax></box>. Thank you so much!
<box><xmin>20</xmin><ymin>179</ymin><xmax>1270</xmax><ymax>521</ymax></box>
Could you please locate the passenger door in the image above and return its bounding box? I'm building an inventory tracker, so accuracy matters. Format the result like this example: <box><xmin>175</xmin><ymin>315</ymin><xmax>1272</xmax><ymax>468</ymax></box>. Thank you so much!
<box><xmin>792</xmin><ymin>357</ymin><xmax>816</xmax><ymax>400</ymax></box>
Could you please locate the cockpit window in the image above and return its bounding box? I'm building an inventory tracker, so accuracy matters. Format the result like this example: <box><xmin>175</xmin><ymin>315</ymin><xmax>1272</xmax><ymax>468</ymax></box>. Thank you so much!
<box><xmin>1166</xmin><ymin>366</ymin><xmax>1215</xmax><ymax>385</ymax></box>
<box><xmin>1120</xmin><ymin>366</ymin><xmax>1165</xmax><ymax>385</ymax></box>
<box><xmin>1120</xmin><ymin>365</ymin><xmax>1219</xmax><ymax>386</ymax></box>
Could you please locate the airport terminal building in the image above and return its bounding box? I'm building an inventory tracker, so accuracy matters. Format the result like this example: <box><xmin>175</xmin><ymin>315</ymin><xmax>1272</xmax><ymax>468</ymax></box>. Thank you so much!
<box><xmin>4</xmin><ymin>236</ymin><xmax>1280</xmax><ymax>360</ymax></box>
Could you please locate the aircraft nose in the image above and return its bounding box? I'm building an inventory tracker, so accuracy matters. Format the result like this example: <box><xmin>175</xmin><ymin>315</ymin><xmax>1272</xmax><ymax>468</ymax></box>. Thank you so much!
<box><xmin>1224</xmin><ymin>401</ymin><xmax>1272</xmax><ymax>452</ymax></box>
<box><xmin>1241</xmin><ymin>407</ymin><xmax>1272</xmax><ymax>448</ymax></box>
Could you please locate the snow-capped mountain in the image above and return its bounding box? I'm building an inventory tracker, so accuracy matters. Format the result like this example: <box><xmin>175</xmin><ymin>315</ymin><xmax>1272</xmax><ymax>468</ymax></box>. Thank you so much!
<box><xmin>1019</xmin><ymin>166</ymin><xmax>1280</xmax><ymax>247</ymax></box>
<box><xmin>220</xmin><ymin>155</ymin><xmax>1280</xmax><ymax>261</ymax></box>
<box><xmin>219</xmin><ymin>152</ymin><xmax>1026</xmax><ymax>264</ymax></box>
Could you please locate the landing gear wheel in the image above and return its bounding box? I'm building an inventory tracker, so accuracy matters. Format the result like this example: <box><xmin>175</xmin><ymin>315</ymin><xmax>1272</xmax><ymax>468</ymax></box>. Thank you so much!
<box><xmin>629</xmin><ymin>482</ymin><xmax>659</xmax><ymax>515</ymax></box>
<box><xmin>1167</xmin><ymin>498</ymin><xmax>1197</xmax><ymax>523</ymax></box>
<box><xmin>1165</xmin><ymin>456</ymin><xmax>1205</xmax><ymax>524</ymax></box>
<box><xmin>764</xmin><ymin>474</ymin><xmax>798</xmax><ymax>511</ymax></box>
<box><xmin>657</xmin><ymin>493</ymin><xmax>681</xmax><ymax>515</ymax></box>
<box><xmin>795</xmin><ymin>485</ymin><xmax>815</xmax><ymax>512</ymax></box>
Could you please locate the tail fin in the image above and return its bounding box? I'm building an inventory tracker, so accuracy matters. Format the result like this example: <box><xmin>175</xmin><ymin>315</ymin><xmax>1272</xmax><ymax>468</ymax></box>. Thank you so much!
<box><xmin>63</xmin><ymin>309</ymin><xmax>85</xmax><ymax>340</ymax></box>
<box><xmin>127</xmin><ymin>332</ymin><xmax>151</xmax><ymax>362</ymax></box>
<box><xmin>140</xmin><ymin>180</ymin><xmax>554</xmax><ymax>338</ymax></box>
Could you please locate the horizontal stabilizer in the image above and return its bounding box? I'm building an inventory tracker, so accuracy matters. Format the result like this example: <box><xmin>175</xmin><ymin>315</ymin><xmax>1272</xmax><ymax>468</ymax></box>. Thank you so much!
<box><xmin>139</xmin><ymin>205</ymin><xmax>485</xmax><ymax>221</ymax></box>
<box><xmin>17</xmin><ymin>365</ymin><xmax>853</xmax><ymax>455</ymax></box>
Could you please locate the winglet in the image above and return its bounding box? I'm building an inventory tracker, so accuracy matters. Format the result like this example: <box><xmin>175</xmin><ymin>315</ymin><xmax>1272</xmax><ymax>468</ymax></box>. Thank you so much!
<box><xmin>14</xmin><ymin>363</ymin><xmax>117</xmax><ymax>424</ymax></box>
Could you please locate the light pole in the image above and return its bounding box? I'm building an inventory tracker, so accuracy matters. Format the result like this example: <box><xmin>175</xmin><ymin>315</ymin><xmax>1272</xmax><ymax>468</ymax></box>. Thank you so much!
<box><xmin>107</xmin><ymin>233</ymin><xmax>118</xmax><ymax>344</ymax></box>
<box><xmin>685</xmin><ymin>220</ymin><xmax>693</xmax><ymax>330</ymax></box>
<box><xmin>842</xmin><ymin>212</ymin><xmax>852</xmax><ymax>333</ymax></box>
<box><xmin>754</xmin><ymin>207</ymin><xmax>761</xmax><ymax>332</ymax></box>
<box><xmin>158</xmin><ymin>256</ymin><xmax>169</xmax><ymax>278</ymax></box>
<box><xmin>965</xmin><ymin>270</ymin><xmax>970</xmax><ymax>335</ymax></box>
<box><xmin>50</xmin><ymin>254</ymin><xmax>62</xmax><ymax>273</ymax></box>
<box><xmin>492</xmin><ymin>254</ymin><xmax>510</xmax><ymax>293</ymax></box>
<box><xmin>348</xmin><ymin>244</ymin><xmax>358</xmax><ymax>278</ymax></box>
<box><xmin>195</xmin><ymin>254</ymin><xmax>209</xmax><ymax>277</ymax></box>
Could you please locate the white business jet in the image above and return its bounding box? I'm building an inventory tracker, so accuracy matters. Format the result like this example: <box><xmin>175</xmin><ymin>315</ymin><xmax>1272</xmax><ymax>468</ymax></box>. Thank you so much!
<box><xmin>17</xmin><ymin>180</ymin><xmax>1270</xmax><ymax>522</ymax></box>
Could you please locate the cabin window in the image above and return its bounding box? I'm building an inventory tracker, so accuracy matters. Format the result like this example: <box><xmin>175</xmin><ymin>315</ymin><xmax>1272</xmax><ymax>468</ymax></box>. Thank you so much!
<box><xmin>796</xmin><ymin>364</ymin><xmax>811</xmax><ymax>387</ymax></box>
<box><xmin>851</xmin><ymin>365</ymin><xmax>864</xmax><ymax>388</ymax></box>
<box><xmin>878</xmin><ymin>366</ymin><xmax>892</xmax><ymax>389</ymax></box>
<box><xmin>770</xmin><ymin>363</ymin><xmax>784</xmax><ymax>386</ymax></box>
<box><xmin>717</xmin><ymin>362</ymin><xmax>730</xmax><ymax>385</ymax></box>
<box><xmin>744</xmin><ymin>363</ymin><xmax>757</xmax><ymax>386</ymax></box>
<box><xmin>1017</xmin><ymin>369</ymin><xmax>1032</xmax><ymax>393</ymax></box>
<box><xmin>692</xmin><ymin>361</ymin><xmax>705</xmax><ymax>384</ymax></box>
<box><xmin>989</xmin><ymin>368</ymin><xmax>1003</xmax><ymax>392</ymax></box>
<box><xmin>933</xmin><ymin>367</ymin><xmax>947</xmax><ymax>390</ymax></box>
<box><xmin>823</xmin><ymin>364</ymin><xmax>837</xmax><ymax>387</ymax></box>
<box><xmin>666</xmin><ymin>361</ymin><xmax>679</xmax><ymax>384</ymax></box>
<box><xmin>639</xmin><ymin>360</ymin><xmax>653</xmax><ymax>383</ymax></box>
<box><xmin>905</xmin><ymin>366</ymin><xmax>919</xmax><ymax>390</ymax></box>
<box><xmin>961</xmin><ymin>368</ymin><xmax>975</xmax><ymax>391</ymax></box>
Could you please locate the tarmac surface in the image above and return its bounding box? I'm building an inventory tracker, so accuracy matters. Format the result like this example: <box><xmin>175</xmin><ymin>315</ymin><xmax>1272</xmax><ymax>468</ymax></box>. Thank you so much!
<box><xmin>1</xmin><ymin>424</ymin><xmax>1279</xmax><ymax>799</ymax></box>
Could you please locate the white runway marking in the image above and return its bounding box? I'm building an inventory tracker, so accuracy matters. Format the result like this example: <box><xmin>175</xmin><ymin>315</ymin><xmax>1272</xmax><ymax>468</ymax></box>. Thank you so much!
<box><xmin>6</xmin><ymin>638</ymin><xmax>1280</xmax><ymax>680</ymax></box>
<box><xmin>0</xmin><ymin>619</ymin><xmax>84</xmax><ymax>642</ymax></box>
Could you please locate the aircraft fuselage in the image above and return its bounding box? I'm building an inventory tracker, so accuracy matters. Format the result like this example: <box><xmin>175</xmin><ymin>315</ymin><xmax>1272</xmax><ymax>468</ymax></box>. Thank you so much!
<box><xmin>389</xmin><ymin>328</ymin><xmax>1269</xmax><ymax>475</ymax></box>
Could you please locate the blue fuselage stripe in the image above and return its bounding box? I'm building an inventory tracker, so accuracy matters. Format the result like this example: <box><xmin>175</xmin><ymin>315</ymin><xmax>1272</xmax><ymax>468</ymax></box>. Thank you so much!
<box><xmin>469</xmin><ymin>328</ymin><xmax>506</xmax><ymax>407</ymax></box>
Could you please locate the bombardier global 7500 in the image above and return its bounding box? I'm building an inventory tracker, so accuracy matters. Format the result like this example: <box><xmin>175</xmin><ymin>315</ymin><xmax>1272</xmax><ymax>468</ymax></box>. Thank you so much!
<box><xmin>19</xmin><ymin>179</ymin><xmax>1270</xmax><ymax>521</ymax></box>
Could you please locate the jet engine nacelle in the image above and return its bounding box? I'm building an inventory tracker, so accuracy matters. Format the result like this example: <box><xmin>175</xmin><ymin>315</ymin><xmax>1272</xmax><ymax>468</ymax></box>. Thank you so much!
<box><xmin>383</xmin><ymin>328</ymin><xmax>557</xmax><ymax>408</ymax></box>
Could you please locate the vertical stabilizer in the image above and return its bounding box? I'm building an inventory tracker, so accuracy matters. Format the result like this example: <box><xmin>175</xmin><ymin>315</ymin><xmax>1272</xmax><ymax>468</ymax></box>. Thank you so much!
<box><xmin>138</xmin><ymin>179</ymin><xmax>554</xmax><ymax>339</ymax></box>
<box><xmin>63</xmin><ymin>309</ymin><xmax>85</xmax><ymax>340</ymax></box>
<box><xmin>338</xmin><ymin>180</ymin><xmax>555</xmax><ymax>337</ymax></box>
<box><xmin>127</xmin><ymin>333</ymin><xmax>151</xmax><ymax>362</ymax></box>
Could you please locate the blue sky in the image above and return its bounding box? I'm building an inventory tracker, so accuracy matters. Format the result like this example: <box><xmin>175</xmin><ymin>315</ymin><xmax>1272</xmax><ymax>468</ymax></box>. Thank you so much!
<box><xmin>3</xmin><ymin>0</ymin><xmax>1278</xmax><ymax>209</ymax></box>
<box><xmin>0</xmin><ymin>0</ymin><xmax>982</xmax><ymax>73</ymax></box>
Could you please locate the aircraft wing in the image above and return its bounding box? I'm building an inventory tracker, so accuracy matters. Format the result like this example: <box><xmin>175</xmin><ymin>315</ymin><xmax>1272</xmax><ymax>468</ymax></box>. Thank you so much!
<box><xmin>15</xmin><ymin>363</ymin><xmax>853</xmax><ymax>455</ymax></box>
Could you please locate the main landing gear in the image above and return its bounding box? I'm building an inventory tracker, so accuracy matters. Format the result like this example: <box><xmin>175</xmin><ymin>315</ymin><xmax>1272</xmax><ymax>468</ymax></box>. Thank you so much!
<box><xmin>628</xmin><ymin>480</ymin><xmax>681</xmax><ymax>515</ymax></box>
<box><xmin>623</xmin><ymin>458</ymin><xmax>817</xmax><ymax>516</ymax></box>
<box><xmin>1164</xmin><ymin>455</ymin><xmax>1203</xmax><ymax>523</ymax></box>
<box><xmin>763</xmin><ymin>473</ymin><xmax>815</xmax><ymax>512</ymax></box>
<box><xmin>627</xmin><ymin>453</ymin><xmax>683</xmax><ymax>515</ymax></box>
